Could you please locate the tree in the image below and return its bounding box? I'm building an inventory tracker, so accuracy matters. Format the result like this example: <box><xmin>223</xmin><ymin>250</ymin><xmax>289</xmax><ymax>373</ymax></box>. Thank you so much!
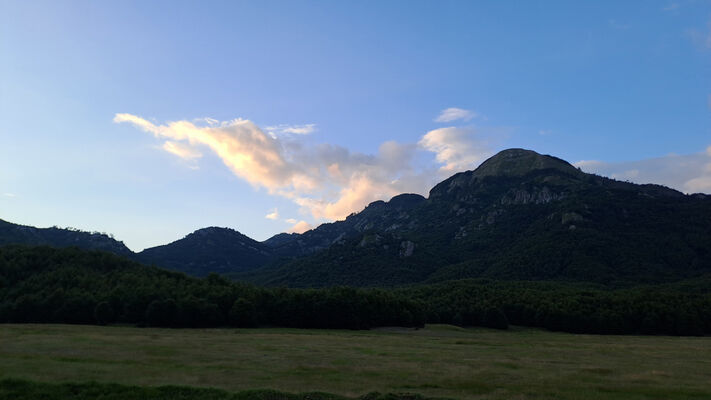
<box><xmin>94</xmin><ymin>301</ymin><xmax>114</xmax><ymax>325</ymax></box>
<box><xmin>229</xmin><ymin>298</ymin><xmax>258</xmax><ymax>327</ymax></box>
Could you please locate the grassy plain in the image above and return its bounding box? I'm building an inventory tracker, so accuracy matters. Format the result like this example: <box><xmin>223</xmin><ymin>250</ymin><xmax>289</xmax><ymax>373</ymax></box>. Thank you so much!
<box><xmin>0</xmin><ymin>324</ymin><xmax>709</xmax><ymax>400</ymax></box>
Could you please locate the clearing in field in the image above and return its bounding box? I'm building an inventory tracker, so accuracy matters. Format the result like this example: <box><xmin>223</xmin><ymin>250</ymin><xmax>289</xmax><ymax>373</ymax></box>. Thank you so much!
<box><xmin>0</xmin><ymin>324</ymin><xmax>709</xmax><ymax>400</ymax></box>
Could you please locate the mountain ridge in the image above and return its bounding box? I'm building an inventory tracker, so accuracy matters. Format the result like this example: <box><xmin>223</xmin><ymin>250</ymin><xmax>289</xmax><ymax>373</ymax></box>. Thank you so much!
<box><xmin>244</xmin><ymin>149</ymin><xmax>711</xmax><ymax>287</ymax></box>
<box><xmin>2</xmin><ymin>148</ymin><xmax>710</xmax><ymax>285</ymax></box>
<box><xmin>0</xmin><ymin>219</ymin><xmax>132</xmax><ymax>256</ymax></box>
<box><xmin>135</xmin><ymin>226</ymin><xmax>273</xmax><ymax>276</ymax></box>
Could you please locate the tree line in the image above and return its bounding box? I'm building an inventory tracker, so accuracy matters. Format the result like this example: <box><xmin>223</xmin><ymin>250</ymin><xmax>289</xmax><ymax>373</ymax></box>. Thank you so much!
<box><xmin>2</xmin><ymin>245</ymin><xmax>710</xmax><ymax>335</ymax></box>
<box><xmin>0</xmin><ymin>246</ymin><xmax>424</xmax><ymax>329</ymax></box>
<box><xmin>398</xmin><ymin>279</ymin><xmax>711</xmax><ymax>335</ymax></box>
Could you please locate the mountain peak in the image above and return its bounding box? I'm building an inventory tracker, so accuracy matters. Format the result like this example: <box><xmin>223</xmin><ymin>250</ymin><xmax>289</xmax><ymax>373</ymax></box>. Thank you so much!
<box><xmin>190</xmin><ymin>226</ymin><xmax>239</xmax><ymax>237</ymax></box>
<box><xmin>137</xmin><ymin>226</ymin><xmax>272</xmax><ymax>276</ymax></box>
<box><xmin>429</xmin><ymin>148</ymin><xmax>583</xmax><ymax>199</ymax></box>
<box><xmin>472</xmin><ymin>148</ymin><xmax>580</xmax><ymax>178</ymax></box>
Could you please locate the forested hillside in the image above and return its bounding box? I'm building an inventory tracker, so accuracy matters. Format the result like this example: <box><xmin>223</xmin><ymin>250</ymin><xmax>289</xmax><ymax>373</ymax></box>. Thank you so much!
<box><xmin>0</xmin><ymin>246</ymin><xmax>423</xmax><ymax>329</ymax></box>
<box><xmin>0</xmin><ymin>219</ymin><xmax>131</xmax><ymax>256</ymax></box>
<box><xmin>135</xmin><ymin>227</ymin><xmax>274</xmax><ymax>276</ymax></box>
<box><xmin>2</xmin><ymin>149</ymin><xmax>710</xmax><ymax>289</ymax></box>
<box><xmin>247</xmin><ymin>149</ymin><xmax>711</xmax><ymax>287</ymax></box>
<box><xmin>2</xmin><ymin>246</ymin><xmax>710</xmax><ymax>335</ymax></box>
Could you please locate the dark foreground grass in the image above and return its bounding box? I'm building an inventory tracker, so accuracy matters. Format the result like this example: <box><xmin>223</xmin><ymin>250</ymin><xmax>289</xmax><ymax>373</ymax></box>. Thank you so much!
<box><xmin>1</xmin><ymin>324</ymin><xmax>710</xmax><ymax>400</ymax></box>
<box><xmin>0</xmin><ymin>379</ymin><xmax>443</xmax><ymax>400</ymax></box>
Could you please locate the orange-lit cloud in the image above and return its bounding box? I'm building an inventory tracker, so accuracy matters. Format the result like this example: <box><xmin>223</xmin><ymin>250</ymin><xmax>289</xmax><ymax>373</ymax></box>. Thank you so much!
<box><xmin>265</xmin><ymin>209</ymin><xmax>279</xmax><ymax>220</ymax></box>
<box><xmin>162</xmin><ymin>141</ymin><xmax>202</xmax><ymax>160</ymax></box>
<box><xmin>288</xmin><ymin>220</ymin><xmax>313</xmax><ymax>234</ymax></box>
<box><xmin>114</xmin><ymin>114</ymin><xmax>444</xmax><ymax>223</ymax></box>
<box><xmin>116</xmin><ymin>113</ymin><xmax>711</xmax><ymax>221</ymax></box>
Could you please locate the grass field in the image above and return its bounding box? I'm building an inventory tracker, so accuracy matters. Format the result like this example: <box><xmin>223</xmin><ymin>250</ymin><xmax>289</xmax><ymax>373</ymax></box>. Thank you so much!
<box><xmin>0</xmin><ymin>324</ymin><xmax>710</xmax><ymax>400</ymax></box>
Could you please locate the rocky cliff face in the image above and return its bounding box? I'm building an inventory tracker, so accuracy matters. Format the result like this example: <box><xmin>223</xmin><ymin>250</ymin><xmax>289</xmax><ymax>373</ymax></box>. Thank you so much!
<box><xmin>265</xmin><ymin>193</ymin><xmax>427</xmax><ymax>257</ymax></box>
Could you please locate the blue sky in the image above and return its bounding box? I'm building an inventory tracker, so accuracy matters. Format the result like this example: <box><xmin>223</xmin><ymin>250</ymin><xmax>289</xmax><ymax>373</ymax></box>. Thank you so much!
<box><xmin>1</xmin><ymin>0</ymin><xmax>710</xmax><ymax>251</ymax></box>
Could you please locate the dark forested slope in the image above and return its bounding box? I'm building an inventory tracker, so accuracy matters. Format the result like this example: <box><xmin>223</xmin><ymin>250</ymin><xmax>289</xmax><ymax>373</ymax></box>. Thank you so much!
<box><xmin>136</xmin><ymin>227</ymin><xmax>274</xmax><ymax>276</ymax></box>
<box><xmin>249</xmin><ymin>149</ymin><xmax>711</xmax><ymax>287</ymax></box>
<box><xmin>0</xmin><ymin>245</ymin><xmax>423</xmax><ymax>329</ymax></box>
<box><xmin>0</xmin><ymin>219</ymin><xmax>131</xmax><ymax>256</ymax></box>
<box><xmin>2</xmin><ymin>245</ymin><xmax>710</xmax><ymax>335</ymax></box>
<box><xmin>2</xmin><ymin>148</ymin><xmax>710</xmax><ymax>286</ymax></box>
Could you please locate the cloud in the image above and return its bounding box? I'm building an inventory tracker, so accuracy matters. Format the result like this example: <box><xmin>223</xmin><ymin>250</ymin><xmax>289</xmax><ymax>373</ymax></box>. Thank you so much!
<box><xmin>285</xmin><ymin>218</ymin><xmax>298</xmax><ymax>224</ymax></box>
<box><xmin>115</xmin><ymin>113</ymin><xmax>446</xmax><ymax>222</ymax></box>
<box><xmin>662</xmin><ymin>2</ymin><xmax>679</xmax><ymax>11</ymax></box>
<box><xmin>265</xmin><ymin>209</ymin><xmax>279</xmax><ymax>220</ymax></box>
<box><xmin>288</xmin><ymin>220</ymin><xmax>313</xmax><ymax>234</ymax></box>
<box><xmin>2</xmin><ymin>193</ymin><xmax>16</xmax><ymax>198</ymax></box>
<box><xmin>418</xmin><ymin>127</ymin><xmax>493</xmax><ymax>172</ymax></box>
<box><xmin>162</xmin><ymin>141</ymin><xmax>202</xmax><ymax>160</ymax></box>
<box><xmin>434</xmin><ymin>108</ymin><xmax>477</xmax><ymax>123</ymax></box>
<box><xmin>265</xmin><ymin>124</ymin><xmax>316</xmax><ymax>136</ymax></box>
<box><xmin>575</xmin><ymin>146</ymin><xmax>711</xmax><ymax>194</ymax></box>
<box><xmin>115</xmin><ymin>114</ymin><xmax>298</xmax><ymax>190</ymax></box>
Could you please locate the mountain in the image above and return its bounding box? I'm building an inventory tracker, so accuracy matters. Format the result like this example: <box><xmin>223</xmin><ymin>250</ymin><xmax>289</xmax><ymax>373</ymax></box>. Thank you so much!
<box><xmin>2</xmin><ymin>148</ymin><xmax>710</xmax><ymax>286</ymax></box>
<box><xmin>0</xmin><ymin>219</ymin><xmax>132</xmax><ymax>256</ymax></box>
<box><xmin>136</xmin><ymin>227</ymin><xmax>274</xmax><ymax>276</ymax></box>
<box><xmin>264</xmin><ymin>193</ymin><xmax>427</xmax><ymax>257</ymax></box>
<box><xmin>0</xmin><ymin>219</ymin><xmax>275</xmax><ymax>277</ymax></box>
<box><xmin>246</xmin><ymin>148</ymin><xmax>711</xmax><ymax>287</ymax></box>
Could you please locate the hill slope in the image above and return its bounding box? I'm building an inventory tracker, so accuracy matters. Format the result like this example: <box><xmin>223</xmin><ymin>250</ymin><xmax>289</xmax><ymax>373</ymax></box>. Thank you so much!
<box><xmin>0</xmin><ymin>220</ymin><xmax>277</xmax><ymax>276</ymax></box>
<box><xmin>136</xmin><ymin>227</ymin><xmax>274</xmax><ymax>276</ymax></box>
<box><xmin>247</xmin><ymin>149</ymin><xmax>711</xmax><ymax>287</ymax></box>
<box><xmin>2</xmin><ymin>148</ymin><xmax>709</xmax><ymax>284</ymax></box>
<box><xmin>0</xmin><ymin>219</ymin><xmax>132</xmax><ymax>256</ymax></box>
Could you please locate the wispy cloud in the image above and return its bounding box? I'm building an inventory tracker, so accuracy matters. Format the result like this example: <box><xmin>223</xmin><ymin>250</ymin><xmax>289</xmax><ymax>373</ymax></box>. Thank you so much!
<box><xmin>265</xmin><ymin>124</ymin><xmax>316</xmax><ymax>136</ymax></box>
<box><xmin>265</xmin><ymin>208</ymin><xmax>279</xmax><ymax>220</ymax></box>
<box><xmin>115</xmin><ymin>113</ymin><xmax>465</xmax><ymax>222</ymax></box>
<box><xmin>662</xmin><ymin>2</ymin><xmax>680</xmax><ymax>11</ymax></box>
<box><xmin>434</xmin><ymin>108</ymin><xmax>477</xmax><ymax>123</ymax></box>
<box><xmin>418</xmin><ymin>127</ymin><xmax>493</xmax><ymax>173</ymax></box>
<box><xmin>162</xmin><ymin>141</ymin><xmax>202</xmax><ymax>160</ymax></box>
<box><xmin>2</xmin><ymin>193</ymin><xmax>16</xmax><ymax>198</ymax></box>
<box><xmin>575</xmin><ymin>145</ymin><xmax>711</xmax><ymax>194</ymax></box>
<box><xmin>285</xmin><ymin>218</ymin><xmax>298</xmax><ymax>224</ymax></box>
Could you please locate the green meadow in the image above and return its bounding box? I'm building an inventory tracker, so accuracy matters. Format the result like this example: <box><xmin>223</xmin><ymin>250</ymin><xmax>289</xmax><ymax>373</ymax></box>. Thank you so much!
<box><xmin>0</xmin><ymin>324</ymin><xmax>710</xmax><ymax>400</ymax></box>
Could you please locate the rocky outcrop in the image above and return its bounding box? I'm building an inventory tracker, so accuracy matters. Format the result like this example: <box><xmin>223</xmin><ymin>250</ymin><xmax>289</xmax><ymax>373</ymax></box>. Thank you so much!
<box><xmin>399</xmin><ymin>240</ymin><xmax>415</xmax><ymax>257</ymax></box>
<box><xmin>500</xmin><ymin>187</ymin><xmax>565</xmax><ymax>205</ymax></box>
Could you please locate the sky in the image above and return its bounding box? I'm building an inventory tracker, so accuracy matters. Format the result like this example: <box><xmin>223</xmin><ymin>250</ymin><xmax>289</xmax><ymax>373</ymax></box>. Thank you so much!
<box><xmin>1</xmin><ymin>0</ymin><xmax>710</xmax><ymax>251</ymax></box>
